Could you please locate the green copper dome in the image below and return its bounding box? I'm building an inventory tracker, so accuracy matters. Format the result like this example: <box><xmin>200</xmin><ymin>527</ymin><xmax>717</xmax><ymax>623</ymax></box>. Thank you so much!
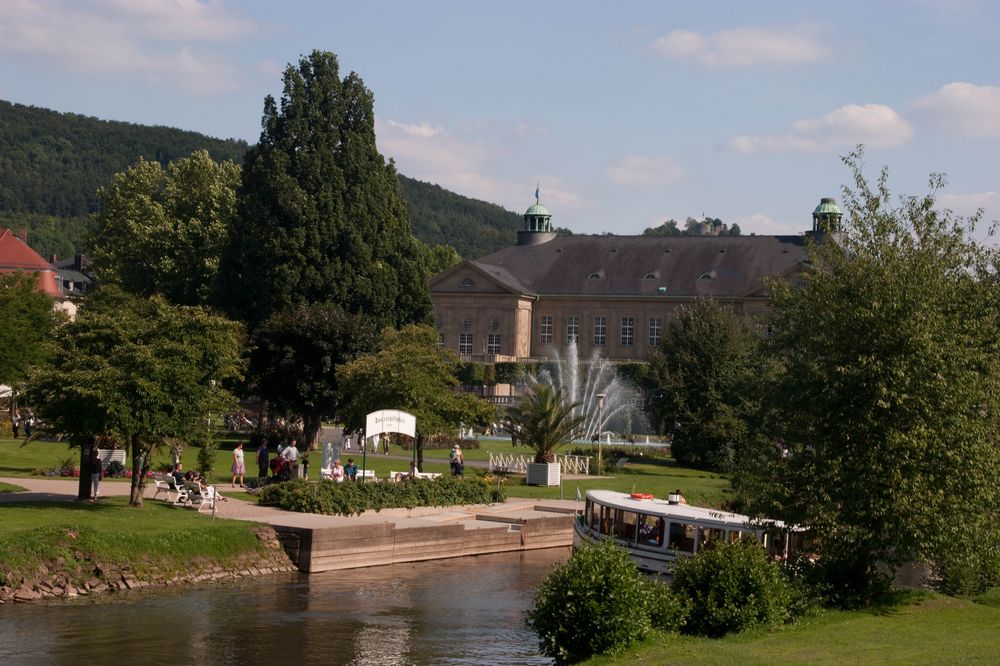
<box><xmin>524</xmin><ymin>203</ymin><xmax>551</xmax><ymax>217</ymax></box>
<box><xmin>813</xmin><ymin>197</ymin><xmax>841</xmax><ymax>216</ymax></box>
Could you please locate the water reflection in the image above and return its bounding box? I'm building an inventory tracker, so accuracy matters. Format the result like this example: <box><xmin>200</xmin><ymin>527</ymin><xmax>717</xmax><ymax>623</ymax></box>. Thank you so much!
<box><xmin>0</xmin><ymin>548</ymin><xmax>569</xmax><ymax>666</ymax></box>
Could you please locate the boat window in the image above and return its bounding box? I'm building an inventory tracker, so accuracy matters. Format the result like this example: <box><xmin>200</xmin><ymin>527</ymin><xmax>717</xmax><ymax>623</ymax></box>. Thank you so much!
<box><xmin>614</xmin><ymin>510</ymin><xmax>638</xmax><ymax>542</ymax></box>
<box><xmin>726</xmin><ymin>530</ymin><xmax>742</xmax><ymax>543</ymax></box>
<box><xmin>599</xmin><ymin>505</ymin><xmax>614</xmax><ymax>536</ymax></box>
<box><xmin>766</xmin><ymin>530</ymin><xmax>788</xmax><ymax>560</ymax></box>
<box><xmin>668</xmin><ymin>522</ymin><xmax>695</xmax><ymax>552</ymax></box>
<box><xmin>585</xmin><ymin>500</ymin><xmax>597</xmax><ymax>530</ymax></box>
<box><xmin>637</xmin><ymin>515</ymin><xmax>665</xmax><ymax>547</ymax></box>
<box><xmin>698</xmin><ymin>527</ymin><xmax>726</xmax><ymax>551</ymax></box>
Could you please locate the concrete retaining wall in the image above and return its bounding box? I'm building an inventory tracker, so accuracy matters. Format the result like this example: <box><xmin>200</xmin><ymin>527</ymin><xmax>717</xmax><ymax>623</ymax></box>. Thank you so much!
<box><xmin>274</xmin><ymin>511</ymin><xmax>574</xmax><ymax>573</ymax></box>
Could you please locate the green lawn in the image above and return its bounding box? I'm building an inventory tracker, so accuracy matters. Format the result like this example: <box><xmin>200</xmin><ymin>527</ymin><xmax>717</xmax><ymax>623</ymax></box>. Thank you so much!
<box><xmin>585</xmin><ymin>593</ymin><xmax>1000</xmax><ymax>665</ymax></box>
<box><xmin>0</xmin><ymin>480</ymin><xmax>26</xmax><ymax>493</ymax></box>
<box><xmin>0</xmin><ymin>497</ymin><xmax>267</xmax><ymax>586</ymax></box>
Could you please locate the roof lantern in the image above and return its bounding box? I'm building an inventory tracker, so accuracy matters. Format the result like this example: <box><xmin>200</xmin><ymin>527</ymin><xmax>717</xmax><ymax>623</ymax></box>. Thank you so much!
<box><xmin>518</xmin><ymin>184</ymin><xmax>557</xmax><ymax>245</ymax></box>
<box><xmin>812</xmin><ymin>197</ymin><xmax>842</xmax><ymax>234</ymax></box>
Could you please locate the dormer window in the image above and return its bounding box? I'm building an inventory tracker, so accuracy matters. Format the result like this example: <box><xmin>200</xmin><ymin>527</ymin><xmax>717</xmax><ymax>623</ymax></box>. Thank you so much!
<box><xmin>643</xmin><ymin>272</ymin><xmax>659</xmax><ymax>280</ymax></box>
<box><xmin>459</xmin><ymin>278</ymin><xmax>475</xmax><ymax>288</ymax></box>
<box><xmin>698</xmin><ymin>272</ymin><xmax>717</xmax><ymax>281</ymax></box>
<box><xmin>587</xmin><ymin>272</ymin><xmax>602</xmax><ymax>279</ymax></box>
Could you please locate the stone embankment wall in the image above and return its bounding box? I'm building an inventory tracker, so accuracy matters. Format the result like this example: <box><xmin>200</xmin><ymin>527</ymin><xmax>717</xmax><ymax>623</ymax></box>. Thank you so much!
<box><xmin>0</xmin><ymin>526</ymin><xmax>296</xmax><ymax>605</ymax></box>
<box><xmin>276</xmin><ymin>512</ymin><xmax>575</xmax><ymax>573</ymax></box>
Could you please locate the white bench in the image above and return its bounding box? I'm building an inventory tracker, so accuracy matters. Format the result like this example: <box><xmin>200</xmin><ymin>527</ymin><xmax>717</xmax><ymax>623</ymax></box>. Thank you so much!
<box><xmin>358</xmin><ymin>469</ymin><xmax>376</xmax><ymax>481</ymax></box>
<box><xmin>413</xmin><ymin>472</ymin><xmax>442</xmax><ymax>480</ymax></box>
<box><xmin>97</xmin><ymin>448</ymin><xmax>126</xmax><ymax>470</ymax></box>
<box><xmin>183</xmin><ymin>481</ymin><xmax>217</xmax><ymax>512</ymax></box>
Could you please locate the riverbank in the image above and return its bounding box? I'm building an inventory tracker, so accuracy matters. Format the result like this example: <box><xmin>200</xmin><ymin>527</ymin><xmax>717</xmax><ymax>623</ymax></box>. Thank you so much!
<box><xmin>0</xmin><ymin>497</ymin><xmax>295</xmax><ymax>604</ymax></box>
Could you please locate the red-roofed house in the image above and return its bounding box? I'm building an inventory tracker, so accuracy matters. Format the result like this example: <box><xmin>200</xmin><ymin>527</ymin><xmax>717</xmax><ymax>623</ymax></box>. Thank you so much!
<box><xmin>0</xmin><ymin>228</ymin><xmax>62</xmax><ymax>297</ymax></box>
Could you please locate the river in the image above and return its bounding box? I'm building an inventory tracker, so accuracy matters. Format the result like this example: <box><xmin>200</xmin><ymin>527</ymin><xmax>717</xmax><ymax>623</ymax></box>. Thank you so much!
<box><xmin>0</xmin><ymin>548</ymin><xmax>570</xmax><ymax>666</ymax></box>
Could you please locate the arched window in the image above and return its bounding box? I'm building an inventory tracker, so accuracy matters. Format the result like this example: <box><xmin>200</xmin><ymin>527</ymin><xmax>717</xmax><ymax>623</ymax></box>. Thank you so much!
<box><xmin>459</xmin><ymin>278</ymin><xmax>475</xmax><ymax>288</ymax></box>
<box><xmin>587</xmin><ymin>272</ymin><xmax>602</xmax><ymax>279</ymax></box>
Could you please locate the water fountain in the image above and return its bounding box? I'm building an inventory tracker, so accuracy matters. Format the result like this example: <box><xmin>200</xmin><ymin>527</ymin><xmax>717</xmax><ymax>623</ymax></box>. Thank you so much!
<box><xmin>529</xmin><ymin>341</ymin><xmax>640</xmax><ymax>441</ymax></box>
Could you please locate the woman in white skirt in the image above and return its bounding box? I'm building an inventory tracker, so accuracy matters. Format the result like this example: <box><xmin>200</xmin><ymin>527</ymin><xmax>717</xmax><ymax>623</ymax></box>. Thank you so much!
<box><xmin>231</xmin><ymin>441</ymin><xmax>245</xmax><ymax>487</ymax></box>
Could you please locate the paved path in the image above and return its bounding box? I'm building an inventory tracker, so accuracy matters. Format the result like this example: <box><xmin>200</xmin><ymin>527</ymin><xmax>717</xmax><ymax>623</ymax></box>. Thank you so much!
<box><xmin>0</xmin><ymin>476</ymin><xmax>581</xmax><ymax>531</ymax></box>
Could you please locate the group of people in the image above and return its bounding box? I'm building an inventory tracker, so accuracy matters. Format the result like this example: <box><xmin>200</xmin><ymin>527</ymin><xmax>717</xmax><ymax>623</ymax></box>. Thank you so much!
<box><xmin>169</xmin><ymin>462</ymin><xmax>225</xmax><ymax>502</ymax></box>
<box><xmin>10</xmin><ymin>409</ymin><xmax>35</xmax><ymax>439</ymax></box>
<box><xmin>327</xmin><ymin>458</ymin><xmax>359</xmax><ymax>482</ymax></box>
<box><xmin>233</xmin><ymin>439</ymin><xmax>304</xmax><ymax>484</ymax></box>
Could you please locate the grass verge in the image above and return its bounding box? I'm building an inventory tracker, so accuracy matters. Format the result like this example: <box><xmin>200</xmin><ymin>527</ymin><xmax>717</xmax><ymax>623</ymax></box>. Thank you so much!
<box><xmin>0</xmin><ymin>481</ymin><xmax>27</xmax><ymax>493</ymax></box>
<box><xmin>583</xmin><ymin>592</ymin><xmax>1000</xmax><ymax>665</ymax></box>
<box><xmin>0</xmin><ymin>498</ymin><xmax>270</xmax><ymax>588</ymax></box>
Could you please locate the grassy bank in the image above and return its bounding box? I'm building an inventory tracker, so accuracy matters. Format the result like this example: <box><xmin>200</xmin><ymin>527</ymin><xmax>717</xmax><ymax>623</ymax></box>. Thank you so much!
<box><xmin>584</xmin><ymin>592</ymin><xmax>1000</xmax><ymax>665</ymax></box>
<box><xmin>0</xmin><ymin>498</ymin><xmax>282</xmax><ymax>592</ymax></box>
<box><xmin>0</xmin><ymin>481</ymin><xmax>26</xmax><ymax>493</ymax></box>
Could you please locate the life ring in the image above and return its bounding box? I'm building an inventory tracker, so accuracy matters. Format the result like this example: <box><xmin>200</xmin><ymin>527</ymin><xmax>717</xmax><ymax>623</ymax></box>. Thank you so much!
<box><xmin>630</xmin><ymin>492</ymin><xmax>654</xmax><ymax>500</ymax></box>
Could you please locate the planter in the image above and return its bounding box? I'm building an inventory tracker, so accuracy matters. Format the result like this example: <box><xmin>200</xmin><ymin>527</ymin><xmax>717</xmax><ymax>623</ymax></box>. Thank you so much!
<box><xmin>526</xmin><ymin>462</ymin><xmax>561</xmax><ymax>486</ymax></box>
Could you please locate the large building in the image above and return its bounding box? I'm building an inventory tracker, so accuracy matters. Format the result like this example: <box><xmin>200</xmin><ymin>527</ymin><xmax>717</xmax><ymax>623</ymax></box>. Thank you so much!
<box><xmin>430</xmin><ymin>196</ymin><xmax>842</xmax><ymax>362</ymax></box>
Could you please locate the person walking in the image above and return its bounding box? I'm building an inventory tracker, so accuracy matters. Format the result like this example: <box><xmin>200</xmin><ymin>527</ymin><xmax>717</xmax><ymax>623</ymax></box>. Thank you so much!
<box><xmin>90</xmin><ymin>446</ymin><xmax>103</xmax><ymax>500</ymax></box>
<box><xmin>231</xmin><ymin>441</ymin><xmax>245</xmax><ymax>487</ymax></box>
<box><xmin>11</xmin><ymin>410</ymin><xmax>20</xmax><ymax>439</ymax></box>
<box><xmin>256</xmin><ymin>440</ymin><xmax>269</xmax><ymax>479</ymax></box>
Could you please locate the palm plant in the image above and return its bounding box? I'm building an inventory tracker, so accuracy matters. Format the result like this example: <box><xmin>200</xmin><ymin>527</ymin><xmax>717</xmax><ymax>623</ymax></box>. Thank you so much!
<box><xmin>507</xmin><ymin>384</ymin><xmax>585</xmax><ymax>463</ymax></box>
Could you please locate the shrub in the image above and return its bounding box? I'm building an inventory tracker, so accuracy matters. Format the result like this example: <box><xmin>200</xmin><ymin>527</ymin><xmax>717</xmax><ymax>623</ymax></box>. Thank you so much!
<box><xmin>671</xmin><ymin>539</ymin><xmax>791</xmax><ymax>637</ymax></box>
<box><xmin>645</xmin><ymin>578</ymin><xmax>689</xmax><ymax>631</ymax></box>
<box><xmin>527</xmin><ymin>540</ymin><xmax>651</xmax><ymax>663</ymax></box>
<box><xmin>104</xmin><ymin>460</ymin><xmax>126</xmax><ymax>477</ymax></box>
<box><xmin>197</xmin><ymin>438</ymin><xmax>218</xmax><ymax>480</ymax></box>
<box><xmin>257</xmin><ymin>475</ymin><xmax>503</xmax><ymax>516</ymax></box>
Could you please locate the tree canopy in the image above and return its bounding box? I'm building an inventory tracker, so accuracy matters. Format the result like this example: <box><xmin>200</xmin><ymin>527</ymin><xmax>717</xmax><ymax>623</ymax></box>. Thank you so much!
<box><xmin>247</xmin><ymin>303</ymin><xmax>377</xmax><ymax>448</ymax></box>
<box><xmin>645</xmin><ymin>298</ymin><xmax>772</xmax><ymax>471</ymax></box>
<box><xmin>90</xmin><ymin>150</ymin><xmax>240</xmax><ymax>305</ymax></box>
<box><xmin>506</xmin><ymin>383</ymin><xmax>584</xmax><ymax>464</ymax></box>
<box><xmin>336</xmin><ymin>324</ymin><xmax>495</xmax><ymax>470</ymax></box>
<box><xmin>25</xmin><ymin>289</ymin><xmax>244</xmax><ymax>505</ymax></box>
<box><xmin>735</xmin><ymin>149</ymin><xmax>1000</xmax><ymax>600</ymax></box>
<box><xmin>0</xmin><ymin>273</ymin><xmax>61</xmax><ymax>389</ymax></box>
<box><xmin>217</xmin><ymin>50</ymin><xmax>432</xmax><ymax>327</ymax></box>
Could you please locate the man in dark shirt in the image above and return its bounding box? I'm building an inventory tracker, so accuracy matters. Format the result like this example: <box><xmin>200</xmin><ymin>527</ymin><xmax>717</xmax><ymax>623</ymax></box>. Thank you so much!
<box><xmin>171</xmin><ymin>463</ymin><xmax>185</xmax><ymax>487</ymax></box>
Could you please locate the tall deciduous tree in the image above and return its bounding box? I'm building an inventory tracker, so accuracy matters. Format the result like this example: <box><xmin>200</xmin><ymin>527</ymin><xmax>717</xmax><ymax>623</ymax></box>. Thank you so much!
<box><xmin>248</xmin><ymin>303</ymin><xmax>377</xmax><ymax>448</ymax></box>
<box><xmin>90</xmin><ymin>150</ymin><xmax>240</xmax><ymax>306</ymax></box>
<box><xmin>0</xmin><ymin>273</ymin><xmax>61</xmax><ymax>391</ymax></box>
<box><xmin>25</xmin><ymin>289</ymin><xmax>244</xmax><ymax>506</ymax></box>
<box><xmin>645</xmin><ymin>298</ymin><xmax>772</xmax><ymax>471</ymax></box>
<box><xmin>217</xmin><ymin>50</ymin><xmax>432</xmax><ymax>328</ymax></box>
<box><xmin>336</xmin><ymin>325</ymin><xmax>495</xmax><ymax>471</ymax></box>
<box><xmin>736</xmin><ymin>149</ymin><xmax>1000</xmax><ymax>600</ymax></box>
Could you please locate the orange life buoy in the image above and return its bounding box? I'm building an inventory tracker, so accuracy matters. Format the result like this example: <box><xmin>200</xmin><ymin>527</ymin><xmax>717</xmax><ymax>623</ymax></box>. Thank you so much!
<box><xmin>630</xmin><ymin>492</ymin><xmax>654</xmax><ymax>500</ymax></box>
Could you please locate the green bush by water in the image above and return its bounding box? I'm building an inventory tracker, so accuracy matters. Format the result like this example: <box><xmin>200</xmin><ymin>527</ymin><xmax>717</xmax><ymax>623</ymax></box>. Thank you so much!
<box><xmin>527</xmin><ymin>540</ymin><xmax>653</xmax><ymax>664</ymax></box>
<box><xmin>671</xmin><ymin>539</ymin><xmax>792</xmax><ymax>637</ymax></box>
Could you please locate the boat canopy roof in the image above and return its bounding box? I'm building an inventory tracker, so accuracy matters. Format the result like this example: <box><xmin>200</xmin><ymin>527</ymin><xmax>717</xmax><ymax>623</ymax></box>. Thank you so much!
<box><xmin>586</xmin><ymin>490</ymin><xmax>788</xmax><ymax>530</ymax></box>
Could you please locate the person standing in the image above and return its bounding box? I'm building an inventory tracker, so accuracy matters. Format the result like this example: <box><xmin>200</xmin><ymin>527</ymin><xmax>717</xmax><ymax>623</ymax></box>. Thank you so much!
<box><xmin>90</xmin><ymin>446</ymin><xmax>103</xmax><ymax>500</ymax></box>
<box><xmin>11</xmin><ymin>410</ymin><xmax>20</xmax><ymax>439</ymax></box>
<box><xmin>450</xmin><ymin>444</ymin><xmax>464</xmax><ymax>477</ymax></box>
<box><xmin>256</xmin><ymin>440</ymin><xmax>269</xmax><ymax>479</ymax></box>
<box><xmin>231</xmin><ymin>441</ymin><xmax>245</xmax><ymax>487</ymax></box>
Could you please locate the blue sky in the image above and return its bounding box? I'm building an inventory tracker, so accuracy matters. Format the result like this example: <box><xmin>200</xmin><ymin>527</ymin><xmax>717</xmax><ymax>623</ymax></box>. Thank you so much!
<box><xmin>1</xmin><ymin>0</ymin><xmax>997</xmax><ymax>240</ymax></box>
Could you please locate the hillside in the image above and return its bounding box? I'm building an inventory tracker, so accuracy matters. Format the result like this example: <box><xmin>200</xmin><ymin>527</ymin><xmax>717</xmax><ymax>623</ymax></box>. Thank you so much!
<box><xmin>0</xmin><ymin>100</ymin><xmax>521</xmax><ymax>260</ymax></box>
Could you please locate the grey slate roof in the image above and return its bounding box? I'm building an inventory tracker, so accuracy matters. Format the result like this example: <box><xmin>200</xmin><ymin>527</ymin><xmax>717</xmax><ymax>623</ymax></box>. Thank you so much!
<box><xmin>470</xmin><ymin>234</ymin><xmax>809</xmax><ymax>298</ymax></box>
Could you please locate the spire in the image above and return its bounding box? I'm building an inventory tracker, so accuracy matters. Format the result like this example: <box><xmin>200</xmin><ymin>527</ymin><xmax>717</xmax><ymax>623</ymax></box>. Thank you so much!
<box><xmin>534</xmin><ymin>181</ymin><xmax>540</xmax><ymax>204</ymax></box>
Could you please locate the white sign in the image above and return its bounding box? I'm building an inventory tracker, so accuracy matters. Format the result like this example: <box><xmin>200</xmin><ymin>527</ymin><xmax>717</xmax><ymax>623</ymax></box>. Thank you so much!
<box><xmin>365</xmin><ymin>409</ymin><xmax>417</xmax><ymax>438</ymax></box>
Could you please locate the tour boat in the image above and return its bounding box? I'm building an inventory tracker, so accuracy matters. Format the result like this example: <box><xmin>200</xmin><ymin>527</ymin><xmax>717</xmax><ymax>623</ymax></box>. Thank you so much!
<box><xmin>573</xmin><ymin>489</ymin><xmax>806</xmax><ymax>575</ymax></box>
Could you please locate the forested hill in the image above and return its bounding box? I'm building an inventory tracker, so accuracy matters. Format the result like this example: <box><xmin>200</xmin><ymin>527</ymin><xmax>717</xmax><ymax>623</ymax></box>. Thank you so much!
<box><xmin>398</xmin><ymin>175</ymin><xmax>522</xmax><ymax>259</ymax></box>
<box><xmin>0</xmin><ymin>100</ymin><xmax>522</xmax><ymax>260</ymax></box>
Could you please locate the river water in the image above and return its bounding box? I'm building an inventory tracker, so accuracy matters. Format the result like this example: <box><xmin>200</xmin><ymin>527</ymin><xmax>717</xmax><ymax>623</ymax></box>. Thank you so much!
<box><xmin>0</xmin><ymin>548</ymin><xmax>570</xmax><ymax>666</ymax></box>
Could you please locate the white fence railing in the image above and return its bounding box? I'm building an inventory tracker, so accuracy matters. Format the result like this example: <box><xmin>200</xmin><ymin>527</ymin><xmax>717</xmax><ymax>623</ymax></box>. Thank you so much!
<box><xmin>488</xmin><ymin>452</ymin><xmax>590</xmax><ymax>476</ymax></box>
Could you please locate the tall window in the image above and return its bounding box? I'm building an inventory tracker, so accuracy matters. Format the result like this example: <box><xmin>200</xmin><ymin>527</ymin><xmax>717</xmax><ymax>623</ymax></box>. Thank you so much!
<box><xmin>648</xmin><ymin>317</ymin><xmax>662</xmax><ymax>349</ymax></box>
<box><xmin>540</xmin><ymin>315</ymin><xmax>553</xmax><ymax>345</ymax></box>
<box><xmin>566</xmin><ymin>316</ymin><xmax>580</xmax><ymax>344</ymax></box>
<box><xmin>593</xmin><ymin>316</ymin><xmax>607</xmax><ymax>346</ymax></box>
<box><xmin>487</xmin><ymin>333</ymin><xmax>501</xmax><ymax>355</ymax></box>
<box><xmin>620</xmin><ymin>316</ymin><xmax>634</xmax><ymax>347</ymax></box>
<box><xmin>459</xmin><ymin>333</ymin><xmax>473</xmax><ymax>355</ymax></box>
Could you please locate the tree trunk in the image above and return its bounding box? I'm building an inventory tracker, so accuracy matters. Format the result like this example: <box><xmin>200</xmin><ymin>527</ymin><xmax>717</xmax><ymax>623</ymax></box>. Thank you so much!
<box><xmin>129</xmin><ymin>435</ymin><xmax>144</xmax><ymax>507</ymax></box>
<box><xmin>78</xmin><ymin>442</ymin><xmax>93</xmax><ymax>500</ymax></box>
<box><xmin>303</xmin><ymin>411</ymin><xmax>322</xmax><ymax>451</ymax></box>
<box><xmin>416</xmin><ymin>434</ymin><xmax>424</xmax><ymax>473</ymax></box>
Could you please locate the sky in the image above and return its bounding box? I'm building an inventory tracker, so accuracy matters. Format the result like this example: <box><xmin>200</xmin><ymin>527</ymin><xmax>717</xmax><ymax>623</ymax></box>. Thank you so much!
<box><xmin>1</xmin><ymin>0</ymin><xmax>998</xmax><ymax>240</ymax></box>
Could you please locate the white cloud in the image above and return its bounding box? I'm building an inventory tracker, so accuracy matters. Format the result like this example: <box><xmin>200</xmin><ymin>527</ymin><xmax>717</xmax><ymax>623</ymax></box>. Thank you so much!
<box><xmin>0</xmin><ymin>0</ymin><xmax>252</xmax><ymax>94</ymax></box>
<box><xmin>938</xmin><ymin>191</ymin><xmax>997</xmax><ymax>214</ymax></box>
<box><xmin>653</xmin><ymin>24</ymin><xmax>830</xmax><ymax>67</ymax></box>
<box><xmin>912</xmin><ymin>82</ymin><xmax>1000</xmax><ymax>138</ymax></box>
<box><xmin>728</xmin><ymin>104</ymin><xmax>914</xmax><ymax>154</ymax></box>
<box><xmin>732</xmin><ymin>213</ymin><xmax>799</xmax><ymax>235</ymax></box>
<box><xmin>607</xmin><ymin>155</ymin><xmax>684</xmax><ymax>187</ymax></box>
<box><xmin>376</xmin><ymin>118</ymin><xmax>587</xmax><ymax>214</ymax></box>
